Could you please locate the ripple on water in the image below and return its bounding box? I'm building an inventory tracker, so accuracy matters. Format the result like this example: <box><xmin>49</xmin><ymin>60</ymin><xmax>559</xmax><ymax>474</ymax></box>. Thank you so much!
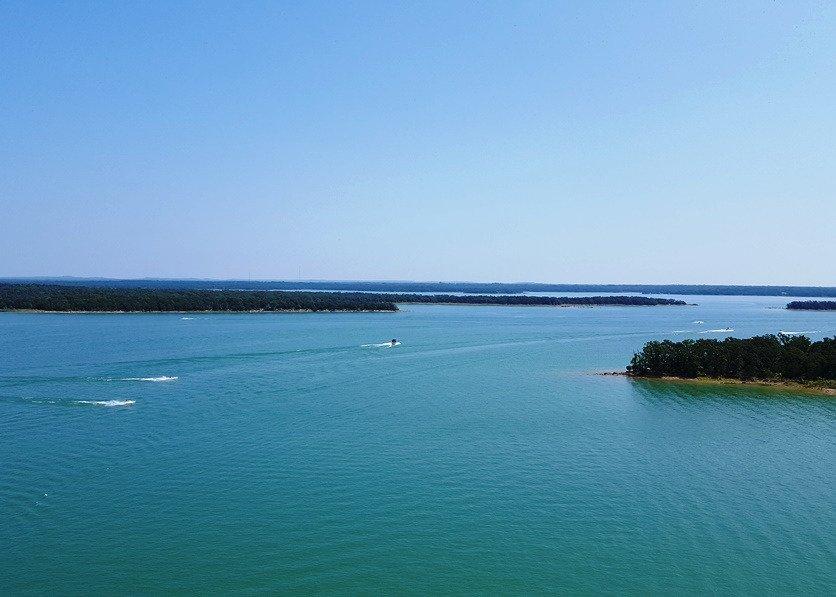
<box><xmin>1</xmin><ymin>305</ymin><xmax>835</xmax><ymax>594</ymax></box>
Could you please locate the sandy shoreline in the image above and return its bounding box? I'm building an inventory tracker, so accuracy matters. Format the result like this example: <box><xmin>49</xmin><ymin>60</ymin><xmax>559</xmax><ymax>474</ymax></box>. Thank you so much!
<box><xmin>599</xmin><ymin>372</ymin><xmax>835</xmax><ymax>396</ymax></box>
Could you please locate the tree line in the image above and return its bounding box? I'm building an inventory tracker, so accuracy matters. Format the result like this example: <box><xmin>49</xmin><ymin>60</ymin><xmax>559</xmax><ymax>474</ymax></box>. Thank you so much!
<box><xmin>0</xmin><ymin>284</ymin><xmax>397</xmax><ymax>312</ymax></box>
<box><xmin>627</xmin><ymin>335</ymin><xmax>835</xmax><ymax>382</ymax></box>
<box><xmin>4</xmin><ymin>278</ymin><xmax>835</xmax><ymax>297</ymax></box>
<box><xmin>374</xmin><ymin>293</ymin><xmax>686</xmax><ymax>306</ymax></box>
<box><xmin>0</xmin><ymin>284</ymin><xmax>686</xmax><ymax>312</ymax></box>
<box><xmin>786</xmin><ymin>301</ymin><xmax>836</xmax><ymax>311</ymax></box>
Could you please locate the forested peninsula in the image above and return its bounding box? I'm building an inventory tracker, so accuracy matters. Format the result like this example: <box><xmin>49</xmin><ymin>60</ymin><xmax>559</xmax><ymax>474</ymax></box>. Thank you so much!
<box><xmin>625</xmin><ymin>335</ymin><xmax>835</xmax><ymax>395</ymax></box>
<box><xmin>0</xmin><ymin>284</ymin><xmax>397</xmax><ymax>312</ymax></box>
<box><xmin>0</xmin><ymin>283</ymin><xmax>686</xmax><ymax>312</ymax></box>
<box><xmin>368</xmin><ymin>293</ymin><xmax>686</xmax><ymax>307</ymax></box>
<box><xmin>786</xmin><ymin>301</ymin><xmax>836</xmax><ymax>311</ymax></box>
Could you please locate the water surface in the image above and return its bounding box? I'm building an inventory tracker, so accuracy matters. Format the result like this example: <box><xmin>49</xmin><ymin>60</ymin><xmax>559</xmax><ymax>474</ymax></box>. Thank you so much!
<box><xmin>1</xmin><ymin>296</ymin><xmax>834</xmax><ymax>594</ymax></box>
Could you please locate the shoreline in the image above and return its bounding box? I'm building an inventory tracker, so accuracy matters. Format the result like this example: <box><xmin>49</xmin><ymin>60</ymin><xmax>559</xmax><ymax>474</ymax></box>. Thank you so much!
<box><xmin>598</xmin><ymin>372</ymin><xmax>835</xmax><ymax>396</ymax></box>
<box><xmin>398</xmin><ymin>302</ymin><xmax>694</xmax><ymax>308</ymax></box>
<box><xmin>0</xmin><ymin>283</ymin><xmax>689</xmax><ymax>311</ymax></box>
<box><xmin>1</xmin><ymin>303</ymin><xmax>692</xmax><ymax>314</ymax></box>
<box><xmin>1</xmin><ymin>308</ymin><xmax>398</xmax><ymax>314</ymax></box>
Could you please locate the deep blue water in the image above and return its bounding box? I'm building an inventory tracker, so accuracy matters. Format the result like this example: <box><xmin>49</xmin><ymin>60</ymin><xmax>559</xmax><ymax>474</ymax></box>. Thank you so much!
<box><xmin>1</xmin><ymin>296</ymin><xmax>834</xmax><ymax>594</ymax></box>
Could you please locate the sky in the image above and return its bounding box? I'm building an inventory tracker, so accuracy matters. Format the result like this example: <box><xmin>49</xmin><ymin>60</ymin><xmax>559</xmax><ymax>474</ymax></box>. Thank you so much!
<box><xmin>1</xmin><ymin>1</ymin><xmax>834</xmax><ymax>285</ymax></box>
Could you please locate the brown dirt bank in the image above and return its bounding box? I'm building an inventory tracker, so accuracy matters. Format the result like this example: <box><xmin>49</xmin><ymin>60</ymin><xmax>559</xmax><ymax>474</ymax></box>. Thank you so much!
<box><xmin>597</xmin><ymin>372</ymin><xmax>835</xmax><ymax>396</ymax></box>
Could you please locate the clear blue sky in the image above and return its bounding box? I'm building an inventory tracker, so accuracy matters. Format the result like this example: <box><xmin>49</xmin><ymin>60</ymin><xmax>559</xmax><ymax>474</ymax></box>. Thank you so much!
<box><xmin>2</xmin><ymin>1</ymin><xmax>834</xmax><ymax>284</ymax></box>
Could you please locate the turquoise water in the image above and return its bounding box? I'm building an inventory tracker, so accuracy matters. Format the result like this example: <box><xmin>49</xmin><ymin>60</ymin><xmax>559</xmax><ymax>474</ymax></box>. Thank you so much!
<box><xmin>1</xmin><ymin>297</ymin><xmax>834</xmax><ymax>594</ymax></box>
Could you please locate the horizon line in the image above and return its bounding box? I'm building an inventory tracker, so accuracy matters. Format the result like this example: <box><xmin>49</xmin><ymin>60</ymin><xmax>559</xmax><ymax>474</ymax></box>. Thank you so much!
<box><xmin>1</xmin><ymin>276</ymin><xmax>834</xmax><ymax>289</ymax></box>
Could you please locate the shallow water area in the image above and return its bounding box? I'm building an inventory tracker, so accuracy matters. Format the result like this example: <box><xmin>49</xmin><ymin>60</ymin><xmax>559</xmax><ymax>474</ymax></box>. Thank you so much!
<box><xmin>1</xmin><ymin>295</ymin><xmax>834</xmax><ymax>594</ymax></box>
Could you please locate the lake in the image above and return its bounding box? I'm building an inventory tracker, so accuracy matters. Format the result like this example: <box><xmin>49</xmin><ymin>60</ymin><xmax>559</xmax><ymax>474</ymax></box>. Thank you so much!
<box><xmin>1</xmin><ymin>296</ymin><xmax>834</xmax><ymax>594</ymax></box>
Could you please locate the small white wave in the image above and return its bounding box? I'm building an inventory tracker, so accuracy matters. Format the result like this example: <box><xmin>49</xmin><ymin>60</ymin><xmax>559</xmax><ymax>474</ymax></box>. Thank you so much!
<box><xmin>362</xmin><ymin>342</ymin><xmax>401</xmax><ymax>348</ymax></box>
<box><xmin>693</xmin><ymin>320</ymin><xmax>704</xmax><ymax>324</ymax></box>
<box><xmin>122</xmin><ymin>376</ymin><xmax>178</xmax><ymax>382</ymax></box>
<box><xmin>701</xmin><ymin>328</ymin><xmax>734</xmax><ymax>333</ymax></box>
<box><xmin>75</xmin><ymin>399</ymin><xmax>135</xmax><ymax>407</ymax></box>
<box><xmin>672</xmin><ymin>329</ymin><xmax>692</xmax><ymax>333</ymax></box>
<box><xmin>180</xmin><ymin>317</ymin><xmax>194</xmax><ymax>320</ymax></box>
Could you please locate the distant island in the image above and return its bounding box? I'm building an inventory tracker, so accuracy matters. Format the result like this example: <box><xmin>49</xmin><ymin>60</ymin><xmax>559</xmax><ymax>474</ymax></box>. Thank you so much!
<box><xmin>787</xmin><ymin>301</ymin><xmax>836</xmax><ymax>311</ymax></box>
<box><xmin>623</xmin><ymin>335</ymin><xmax>835</xmax><ymax>395</ymax></box>
<box><xmin>370</xmin><ymin>293</ymin><xmax>686</xmax><ymax>307</ymax></box>
<box><xmin>3</xmin><ymin>278</ymin><xmax>835</xmax><ymax>297</ymax></box>
<box><xmin>0</xmin><ymin>284</ymin><xmax>397</xmax><ymax>312</ymax></box>
<box><xmin>0</xmin><ymin>283</ymin><xmax>686</xmax><ymax>312</ymax></box>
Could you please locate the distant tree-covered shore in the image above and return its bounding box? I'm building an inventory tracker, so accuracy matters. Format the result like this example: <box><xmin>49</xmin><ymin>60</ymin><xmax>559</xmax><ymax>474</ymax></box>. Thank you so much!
<box><xmin>0</xmin><ymin>284</ymin><xmax>398</xmax><ymax>312</ymax></box>
<box><xmin>3</xmin><ymin>278</ymin><xmax>834</xmax><ymax>297</ymax></box>
<box><xmin>373</xmin><ymin>293</ymin><xmax>686</xmax><ymax>307</ymax></box>
<box><xmin>626</xmin><ymin>335</ymin><xmax>835</xmax><ymax>385</ymax></box>
<box><xmin>0</xmin><ymin>283</ymin><xmax>686</xmax><ymax>312</ymax></box>
<box><xmin>786</xmin><ymin>301</ymin><xmax>836</xmax><ymax>311</ymax></box>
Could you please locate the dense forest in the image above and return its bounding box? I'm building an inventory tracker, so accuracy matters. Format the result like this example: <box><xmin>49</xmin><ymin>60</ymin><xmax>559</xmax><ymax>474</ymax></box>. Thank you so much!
<box><xmin>627</xmin><ymin>335</ymin><xmax>835</xmax><ymax>383</ymax></box>
<box><xmin>0</xmin><ymin>283</ymin><xmax>685</xmax><ymax>311</ymax></box>
<box><xmin>786</xmin><ymin>301</ymin><xmax>836</xmax><ymax>311</ymax></box>
<box><xmin>0</xmin><ymin>284</ymin><xmax>398</xmax><ymax>312</ymax></box>
<box><xmin>374</xmin><ymin>293</ymin><xmax>686</xmax><ymax>306</ymax></box>
<box><xmin>3</xmin><ymin>278</ymin><xmax>835</xmax><ymax>297</ymax></box>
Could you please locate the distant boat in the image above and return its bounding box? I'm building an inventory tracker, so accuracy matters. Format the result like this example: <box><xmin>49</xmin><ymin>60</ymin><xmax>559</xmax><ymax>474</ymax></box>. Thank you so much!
<box><xmin>361</xmin><ymin>339</ymin><xmax>401</xmax><ymax>348</ymax></box>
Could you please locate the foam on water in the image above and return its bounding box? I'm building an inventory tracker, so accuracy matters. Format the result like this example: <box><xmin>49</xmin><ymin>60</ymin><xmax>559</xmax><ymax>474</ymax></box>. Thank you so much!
<box><xmin>702</xmin><ymin>328</ymin><xmax>734</xmax><ymax>333</ymax></box>
<box><xmin>85</xmin><ymin>375</ymin><xmax>178</xmax><ymax>383</ymax></box>
<box><xmin>779</xmin><ymin>330</ymin><xmax>824</xmax><ymax>336</ymax></box>
<box><xmin>362</xmin><ymin>342</ymin><xmax>401</xmax><ymax>348</ymax></box>
<box><xmin>75</xmin><ymin>399</ymin><xmax>135</xmax><ymax>407</ymax></box>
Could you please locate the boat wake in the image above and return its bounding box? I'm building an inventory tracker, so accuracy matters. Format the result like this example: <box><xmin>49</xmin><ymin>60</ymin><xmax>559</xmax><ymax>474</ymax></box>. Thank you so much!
<box><xmin>701</xmin><ymin>328</ymin><xmax>734</xmax><ymax>333</ymax></box>
<box><xmin>119</xmin><ymin>376</ymin><xmax>178</xmax><ymax>382</ymax></box>
<box><xmin>362</xmin><ymin>342</ymin><xmax>401</xmax><ymax>348</ymax></box>
<box><xmin>74</xmin><ymin>399</ymin><xmax>135</xmax><ymax>407</ymax></box>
